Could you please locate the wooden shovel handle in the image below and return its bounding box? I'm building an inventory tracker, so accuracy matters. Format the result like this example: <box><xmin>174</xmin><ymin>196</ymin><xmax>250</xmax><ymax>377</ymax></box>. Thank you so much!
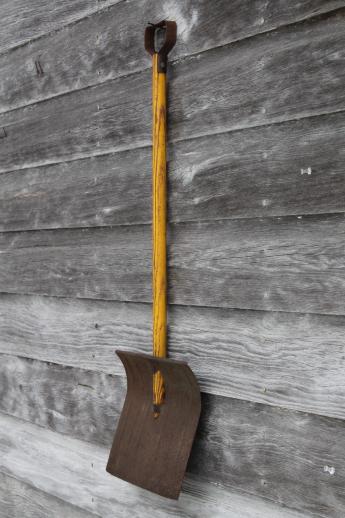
<box><xmin>152</xmin><ymin>52</ymin><xmax>167</xmax><ymax>363</ymax></box>
<box><xmin>145</xmin><ymin>21</ymin><xmax>176</xmax><ymax>412</ymax></box>
<box><xmin>152</xmin><ymin>53</ymin><xmax>167</xmax><ymax>410</ymax></box>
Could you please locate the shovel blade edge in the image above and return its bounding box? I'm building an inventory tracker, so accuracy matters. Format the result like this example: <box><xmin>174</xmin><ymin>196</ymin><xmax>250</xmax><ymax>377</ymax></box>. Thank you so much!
<box><xmin>106</xmin><ymin>351</ymin><xmax>201</xmax><ymax>500</ymax></box>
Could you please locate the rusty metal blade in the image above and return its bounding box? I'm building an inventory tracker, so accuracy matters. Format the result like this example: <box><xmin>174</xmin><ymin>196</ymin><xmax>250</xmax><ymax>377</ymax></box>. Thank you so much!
<box><xmin>106</xmin><ymin>351</ymin><xmax>201</xmax><ymax>499</ymax></box>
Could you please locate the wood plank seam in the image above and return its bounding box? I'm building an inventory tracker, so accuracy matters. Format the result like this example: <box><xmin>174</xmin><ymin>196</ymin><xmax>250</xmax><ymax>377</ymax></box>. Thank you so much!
<box><xmin>1</xmin><ymin>5</ymin><xmax>344</xmax><ymax>118</ymax></box>
<box><xmin>0</xmin><ymin>375</ymin><xmax>341</xmax><ymax>517</ymax></box>
<box><xmin>0</xmin><ymin>411</ymin><xmax>316</xmax><ymax>518</ymax></box>
<box><xmin>1</xmin><ymin>343</ymin><xmax>345</xmax><ymax>420</ymax></box>
<box><xmin>0</xmin><ymin>472</ymin><xmax>102</xmax><ymax>518</ymax></box>
<box><xmin>0</xmin><ymin>0</ymin><xmax>127</xmax><ymax>58</ymax></box>
<box><xmin>1</xmin><ymin>8</ymin><xmax>345</xmax><ymax>173</ymax></box>
<box><xmin>1</xmin><ymin>103</ymin><xmax>345</xmax><ymax>178</ymax></box>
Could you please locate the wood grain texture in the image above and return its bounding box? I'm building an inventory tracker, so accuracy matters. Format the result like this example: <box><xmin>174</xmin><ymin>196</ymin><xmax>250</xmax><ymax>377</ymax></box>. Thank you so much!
<box><xmin>0</xmin><ymin>354</ymin><xmax>122</xmax><ymax>446</ymax></box>
<box><xmin>2</xmin><ymin>3</ymin><xmax>344</xmax><ymax>518</ymax></box>
<box><xmin>192</xmin><ymin>395</ymin><xmax>345</xmax><ymax>518</ymax></box>
<box><xmin>0</xmin><ymin>472</ymin><xmax>97</xmax><ymax>518</ymax></box>
<box><xmin>0</xmin><ymin>411</ymin><xmax>320</xmax><ymax>518</ymax></box>
<box><xmin>0</xmin><ymin>214</ymin><xmax>344</xmax><ymax>315</ymax></box>
<box><xmin>0</xmin><ymin>363</ymin><xmax>342</xmax><ymax>517</ymax></box>
<box><xmin>1</xmin><ymin>0</ymin><xmax>344</xmax><ymax>113</ymax></box>
<box><xmin>0</xmin><ymin>0</ymin><xmax>122</xmax><ymax>56</ymax></box>
<box><xmin>1</xmin><ymin>294</ymin><xmax>345</xmax><ymax>419</ymax></box>
<box><xmin>1</xmin><ymin>111</ymin><xmax>345</xmax><ymax>232</ymax></box>
<box><xmin>1</xmin><ymin>10</ymin><xmax>345</xmax><ymax>172</ymax></box>
<box><xmin>152</xmin><ymin>54</ymin><xmax>168</xmax><ymax>365</ymax></box>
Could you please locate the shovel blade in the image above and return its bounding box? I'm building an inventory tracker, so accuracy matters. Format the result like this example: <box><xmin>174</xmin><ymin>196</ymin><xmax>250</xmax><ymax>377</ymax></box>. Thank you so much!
<box><xmin>106</xmin><ymin>351</ymin><xmax>201</xmax><ymax>500</ymax></box>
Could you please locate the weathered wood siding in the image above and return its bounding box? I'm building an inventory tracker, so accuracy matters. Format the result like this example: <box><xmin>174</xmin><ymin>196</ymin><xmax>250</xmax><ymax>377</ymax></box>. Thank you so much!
<box><xmin>0</xmin><ymin>1</ymin><xmax>344</xmax><ymax>517</ymax></box>
<box><xmin>0</xmin><ymin>413</ymin><xmax>312</xmax><ymax>518</ymax></box>
<box><xmin>0</xmin><ymin>473</ymin><xmax>96</xmax><ymax>518</ymax></box>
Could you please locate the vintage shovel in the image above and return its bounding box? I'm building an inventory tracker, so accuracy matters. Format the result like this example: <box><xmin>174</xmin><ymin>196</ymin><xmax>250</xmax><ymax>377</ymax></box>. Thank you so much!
<box><xmin>106</xmin><ymin>21</ymin><xmax>201</xmax><ymax>500</ymax></box>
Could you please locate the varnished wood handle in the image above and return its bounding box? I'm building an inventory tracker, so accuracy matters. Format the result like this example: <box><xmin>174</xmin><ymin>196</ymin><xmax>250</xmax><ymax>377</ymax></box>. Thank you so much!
<box><xmin>145</xmin><ymin>21</ymin><xmax>176</xmax><ymax>413</ymax></box>
<box><xmin>152</xmin><ymin>53</ymin><xmax>167</xmax><ymax>410</ymax></box>
<box><xmin>152</xmin><ymin>52</ymin><xmax>167</xmax><ymax>362</ymax></box>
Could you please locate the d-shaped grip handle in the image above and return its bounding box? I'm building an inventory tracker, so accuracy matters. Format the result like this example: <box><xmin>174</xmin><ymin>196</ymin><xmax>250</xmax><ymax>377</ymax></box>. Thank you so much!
<box><xmin>145</xmin><ymin>20</ymin><xmax>177</xmax><ymax>72</ymax></box>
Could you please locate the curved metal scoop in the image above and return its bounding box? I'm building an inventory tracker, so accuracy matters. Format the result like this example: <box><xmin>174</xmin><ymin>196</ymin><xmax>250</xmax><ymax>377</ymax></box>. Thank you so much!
<box><xmin>106</xmin><ymin>351</ymin><xmax>201</xmax><ymax>499</ymax></box>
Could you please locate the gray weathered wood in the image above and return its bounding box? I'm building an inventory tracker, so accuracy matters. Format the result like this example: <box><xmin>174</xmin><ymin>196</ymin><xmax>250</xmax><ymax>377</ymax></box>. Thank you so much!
<box><xmin>2</xmin><ymin>3</ymin><xmax>344</xmax><ymax>518</ymax></box>
<box><xmin>1</xmin><ymin>111</ymin><xmax>345</xmax><ymax>231</ymax></box>
<box><xmin>192</xmin><ymin>395</ymin><xmax>345</xmax><ymax>518</ymax></box>
<box><xmin>0</xmin><ymin>214</ymin><xmax>344</xmax><ymax>315</ymax></box>
<box><xmin>1</xmin><ymin>0</ymin><xmax>344</xmax><ymax>113</ymax></box>
<box><xmin>0</xmin><ymin>0</ymin><xmax>122</xmax><ymax>56</ymax></box>
<box><xmin>0</xmin><ymin>472</ymin><xmax>98</xmax><ymax>518</ymax></box>
<box><xmin>0</xmin><ymin>355</ymin><xmax>122</xmax><ymax>446</ymax></box>
<box><xmin>0</xmin><ymin>364</ymin><xmax>342</xmax><ymax>518</ymax></box>
<box><xmin>1</xmin><ymin>10</ymin><xmax>345</xmax><ymax>172</ymax></box>
<box><xmin>0</xmin><ymin>411</ymin><xmax>321</xmax><ymax>518</ymax></box>
<box><xmin>1</xmin><ymin>294</ymin><xmax>345</xmax><ymax>419</ymax></box>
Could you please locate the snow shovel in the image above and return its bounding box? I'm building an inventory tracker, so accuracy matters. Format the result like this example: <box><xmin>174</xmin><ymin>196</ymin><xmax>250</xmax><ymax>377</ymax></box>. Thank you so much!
<box><xmin>106</xmin><ymin>21</ymin><xmax>201</xmax><ymax>500</ymax></box>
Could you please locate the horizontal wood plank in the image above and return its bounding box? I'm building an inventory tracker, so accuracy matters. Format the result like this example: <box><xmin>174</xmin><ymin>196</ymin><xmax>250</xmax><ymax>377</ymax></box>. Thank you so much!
<box><xmin>0</xmin><ymin>214</ymin><xmax>344</xmax><ymax>315</ymax></box>
<box><xmin>1</xmin><ymin>294</ymin><xmax>345</xmax><ymax>419</ymax></box>
<box><xmin>0</xmin><ymin>0</ymin><xmax>122</xmax><ymax>56</ymax></box>
<box><xmin>0</xmin><ymin>355</ymin><xmax>122</xmax><ymax>446</ymax></box>
<box><xmin>0</xmin><ymin>365</ymin><xmax>342</xmax><ymax>517</ymax></box>
<box><xmin>1</xmin><ymin>11</ymin><xmax>345</xmax><ymax>172</ymax></box>
<box><xmin>0</xmin><ymin>472</ymin><xmax>97</xmax><ymax>518</ymax></box>
<box><xmin>1</xmin><ymin>112</ymin><xmax>345</xmax><ymax>231</ymax></box>
<box><xmin>2</xmin><ymin>3</ymin><xmax>344</xmax><ymax>518</ymax></box>
<box><xmin>1</xmin><ymin>0</ymin><xmax>344</xmax><ymax>112</ymax></box>
<box><xmin>0</xmin><ymin>413</ymin><xmax>311</xmax><ymax>518</ymax></box>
